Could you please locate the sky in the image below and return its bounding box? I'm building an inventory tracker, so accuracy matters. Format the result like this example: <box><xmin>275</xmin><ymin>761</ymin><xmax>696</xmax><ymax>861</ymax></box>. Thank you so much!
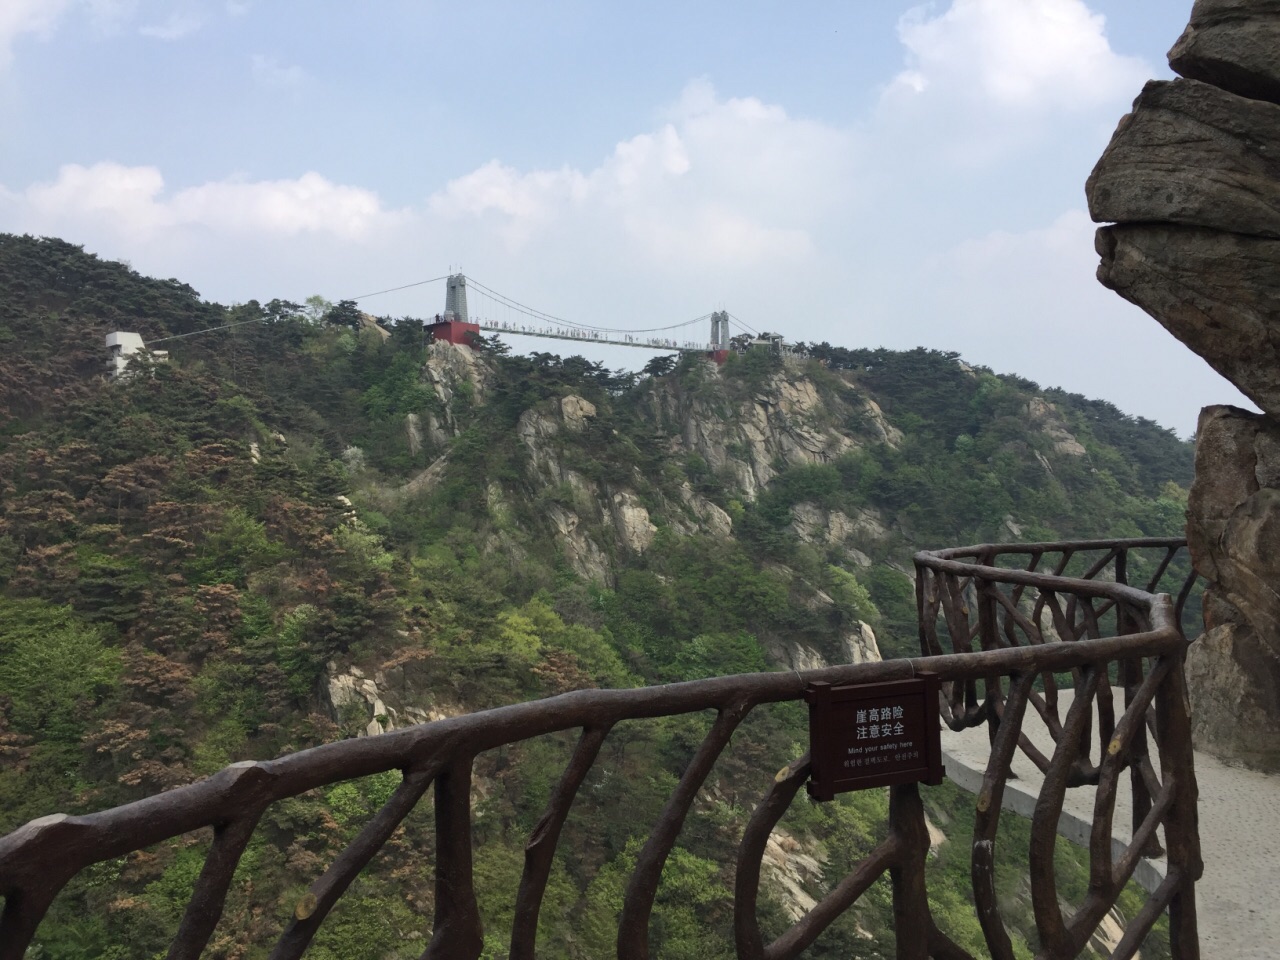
<box><xmin>0</xmin><ymin>0</ymin><xmax>1254</xmax><ymax>437</ymax></box>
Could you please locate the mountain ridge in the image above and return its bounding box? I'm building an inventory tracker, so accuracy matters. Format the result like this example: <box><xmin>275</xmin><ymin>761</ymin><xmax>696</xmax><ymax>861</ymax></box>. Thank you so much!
<box><xmin>0</xmin><ymin>233</ymin><xmax>1182</xmax><ymax>957</ymax></box>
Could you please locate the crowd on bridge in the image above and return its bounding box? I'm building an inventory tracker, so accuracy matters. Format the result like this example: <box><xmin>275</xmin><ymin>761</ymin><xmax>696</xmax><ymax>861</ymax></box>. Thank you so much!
<box><xmin>479</xmin><ymin>319</ymin><xmax>711</xmax><ymax>351</ymax></box>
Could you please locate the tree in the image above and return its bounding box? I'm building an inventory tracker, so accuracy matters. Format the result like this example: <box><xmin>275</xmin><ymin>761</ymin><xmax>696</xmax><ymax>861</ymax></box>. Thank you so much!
<box><xmin>0</xmin><ymin>598</ymin><xmax>120</xmax><ymax>743</ymax></box>
<box><xmin>303</xmin><ymin>294</ymin><xmax>333</xmax><ymax>323</ymax></box>
<box><xmin>324</xmin><ymin>299</ymin><xmax>363</xmax><ymax>329</ymax></box>
<box><xmin>642</xmin><ymin>354</ymin><xmax>678</xmax><ymax>377</ymax></box>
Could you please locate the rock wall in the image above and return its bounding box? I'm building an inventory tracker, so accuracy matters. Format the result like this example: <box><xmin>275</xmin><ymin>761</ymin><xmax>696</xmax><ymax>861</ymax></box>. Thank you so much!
<box><xmin>1087</xmin><ymin>0</ymin><xmax>1280</xmax><ymax>768</ymax></box>
<box><xmin>1184</xmin><ymin>406</ymin><xmax>1280</xmax><ymax>768</ymax></box>
<box><xmin>652</xmin><ymin>363</ymin><xmax>881</xmax><ymax>499</ymax></box>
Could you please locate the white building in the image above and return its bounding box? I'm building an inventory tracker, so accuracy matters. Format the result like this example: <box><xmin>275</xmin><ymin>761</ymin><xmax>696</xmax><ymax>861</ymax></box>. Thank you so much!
<box><xmin>106</xmin><ymin>331</ymin><xmax>168</xmax><ymax>378</ymax></box>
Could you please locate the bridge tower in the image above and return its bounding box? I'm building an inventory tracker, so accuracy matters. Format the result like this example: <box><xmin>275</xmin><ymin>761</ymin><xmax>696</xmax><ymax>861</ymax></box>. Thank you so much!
<box><xmin>444</xmin><ymin>274</ymin><xmax>469</xmax><ymax>323</ymax></box>
<box><xmin>709</xmin><ymin>310</ymin><xmax>729</xmax><ymax>350</ymax></box>
<box><xmin>428</xmin><ymin>273</ymin><xmax>480</xmax><ymax>347</ymax></box>
<box><xmin>707</xmin><ymin>310</ymin><xmax>730</xmax><ymax>364</ymax></box>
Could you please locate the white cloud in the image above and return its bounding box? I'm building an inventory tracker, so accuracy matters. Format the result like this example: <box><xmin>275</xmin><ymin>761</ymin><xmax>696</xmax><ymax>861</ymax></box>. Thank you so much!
<box><xmin>139</xmin><ymin>10</ymin><xmax>203</xmax><ymax>40</ymax></box>
<box><xmin>428</xmin><ymin>80</ymin><xmax>848</xmax><ymax>266</ymax></box>
<box><xmin>429</xmin><ymin>160</ymin><xmax>587</xmax><ymax>238</ymax></box>
<box><xmin>0</xmin><ymin>0</ymin><xmax>72</xmax><ymax>67</ymax></box>
<box><xmin>251</xmin><ymin>54</ymin><xmax>305</xmax><ymax>88</ymax></box>
<box><xmin>14</xmin><ymin>163</ymin><xmax>400</xmax><ymax>240</ymax></box>
<box><xmin>888</xmin><ymin>0</ymin><xmax>1148</xmax><ymax>110</ymax></box>
<box><xmin>172</xmin><ymin>172</ymin><xmax>392</xmax><ymax>237</ymax></box>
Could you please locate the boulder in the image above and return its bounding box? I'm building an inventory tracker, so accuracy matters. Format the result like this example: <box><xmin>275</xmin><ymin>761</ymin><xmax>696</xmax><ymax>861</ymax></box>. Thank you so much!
<box><xmin>1094</xmin><ymin>224</ymin><xmax>1280</xmax><ymax>415</ymax></box>
<box><xmin>1168</xmin><ymin>0</ymin><xmax>1280</xmax><ymax>104</ymax></box>
<box><xmin>610</xmin><ymin>491</ymin><xmax>657</xmax><ymax>553</ymax></box>
<box><xmin>1185</xmin><ymin>590</ymin><xmax>1280</xmax><ymax>769</ymax></box>
<box><xmin>1188</xmin><ymin>406</ymin><xmax>1280</xmax><ymax>635</ymax></box>
<box><xmin>1087</xmin><ymin>79</ymin><xmax>1280</xmax><ymax>239</ymax></box>
<box><xmin>1184</xmin><ymin>405</ymin><xmax>1280</xmax><ymax>769</ymax></box>
<box><xmin>560</xmin><ymin>394</ymin><xmax>596</xmax><ymax>432</ymax></box>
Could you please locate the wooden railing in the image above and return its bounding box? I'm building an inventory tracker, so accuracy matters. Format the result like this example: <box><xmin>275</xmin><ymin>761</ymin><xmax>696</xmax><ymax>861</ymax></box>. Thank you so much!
<box><xmin>0</xmin><ymin>538</ymin><xmax>1201</xmax><ymax>958</ymax></box>
<box><xmin>915</xmin><ymin>537</ymin><xmax>1202</xmax><ymax>959</ymax></box>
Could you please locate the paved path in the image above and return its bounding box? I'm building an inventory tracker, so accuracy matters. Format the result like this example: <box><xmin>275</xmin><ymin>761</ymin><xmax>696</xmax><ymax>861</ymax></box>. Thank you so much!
<box><xmin>940</xmin><ymin>689</ymin><xmax>1280</xmax><ymax>958</ymax></box>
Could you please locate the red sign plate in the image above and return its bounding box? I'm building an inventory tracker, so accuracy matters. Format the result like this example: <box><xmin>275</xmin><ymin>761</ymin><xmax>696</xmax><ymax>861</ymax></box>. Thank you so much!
<box><xmin>804</xmin><ymin>674</ymin><xmax>944</xmax><ymax>800</ymax></box>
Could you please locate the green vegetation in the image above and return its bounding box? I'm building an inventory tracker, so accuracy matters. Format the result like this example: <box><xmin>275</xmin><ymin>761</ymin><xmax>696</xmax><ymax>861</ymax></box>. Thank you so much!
<box><xmin>0</xmin><ymin>235</ymin><xmax>1183</xmax><ymax>957</ymax></box>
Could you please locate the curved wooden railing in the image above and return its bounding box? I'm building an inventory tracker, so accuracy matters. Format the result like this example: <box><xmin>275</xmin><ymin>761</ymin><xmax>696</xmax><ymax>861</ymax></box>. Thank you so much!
<box><xmin>0</xmin><ymin>538</ymin><xmax>1202</xmax><ymax>959</ymax></box>
<box><xmin>915</xmin><ymin>536</ymin><xmax>1202</xmax><ymax>959</ymax></box>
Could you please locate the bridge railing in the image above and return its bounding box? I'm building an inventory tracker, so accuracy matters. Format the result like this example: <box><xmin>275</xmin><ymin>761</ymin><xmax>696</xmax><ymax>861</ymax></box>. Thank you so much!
<box><xmin>0</xmin><ymin>538</ymin><xmax>1201</xmax><ymax>959</ymax></box>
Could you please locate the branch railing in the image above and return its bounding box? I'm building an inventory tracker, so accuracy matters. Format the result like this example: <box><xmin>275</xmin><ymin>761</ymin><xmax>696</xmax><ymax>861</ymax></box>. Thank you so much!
<box><xmin>915</xmin><ymin>536</ymin><xmax>1202</xmax><ymax>958</ymax></box>
<box><xmin>0</xmin><ymin>537</ymin><xmax>1202</xmax><ymax>958</ymax></box>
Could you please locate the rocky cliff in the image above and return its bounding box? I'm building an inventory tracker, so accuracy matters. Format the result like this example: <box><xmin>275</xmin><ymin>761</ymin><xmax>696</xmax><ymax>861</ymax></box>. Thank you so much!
<box><xmin>400</xmin><ymin>341</ymin><xmax>890</xmax><ymax>672</ymax></box>
<box><xmin>1087</xmin><ymin>0</ymin><xmax>1280</xmax><ymax>768</ymax></box>
<box><xmin>352</xmin><ymin>332</ymin><xmax>1180</xmax><ymax>709</ymax></box>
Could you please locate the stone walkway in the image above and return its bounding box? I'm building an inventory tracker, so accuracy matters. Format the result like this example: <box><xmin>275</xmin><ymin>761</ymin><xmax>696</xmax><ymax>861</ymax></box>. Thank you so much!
<box><xmin>940</xmin><ymin>688</ymin><xmax>1280</xmax><ymax>958</ymax></box>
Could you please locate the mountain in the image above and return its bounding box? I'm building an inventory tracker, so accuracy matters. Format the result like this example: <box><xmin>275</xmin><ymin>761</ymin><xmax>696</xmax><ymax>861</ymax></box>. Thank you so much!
<box><xmin>0</xmin><ymin>234</ymin><xmax>1186</xmax><ymax>958</ymax></box>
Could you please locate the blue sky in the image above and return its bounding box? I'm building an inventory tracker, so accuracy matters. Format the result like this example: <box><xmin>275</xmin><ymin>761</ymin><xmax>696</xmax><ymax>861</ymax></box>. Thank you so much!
<box><xmin>0</xmin><ymin>0</ymin><xmax>1251</xmax><ymax>436</ymax></box>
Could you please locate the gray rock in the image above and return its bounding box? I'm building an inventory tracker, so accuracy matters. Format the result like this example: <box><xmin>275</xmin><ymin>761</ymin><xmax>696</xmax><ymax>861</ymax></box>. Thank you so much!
<box><xmin>1185</xmin><ymin>591</ymin><xmax>1280</xmax><ymax>771</ymax></box>
<box><xmin>1094</xmin><ymin>224</ymin><xmax>1280</xmax><ymax>415</ymax></box>
<box><xmin>610</xmin><ymin>491</ymin><xmax>657</xmax><ymax>554</ymax></box>
<box><xmin>405</xmin><ymin>412</ymin><xmax>423</xmax><ymax>455</ymax></box>
<box><xmin>1087</xmin><ymin>79</ymin><xmax>1280</xmax><ymax>239</ymax></box>
<box><xmin>1184</xmin><ymin>407</ymin><xmax>1280</xmax><ymax>769</ymax></box>
<box><xmin>1169</xmin><ymin>0</ymin><xmax>1280</xmax><ymax>105</ymax></box>
<box><xmin>1187</xmin><ymin>405</ymin><xmax>1264</xmax><ymax>583</ymax></box>
<box><xmin>560</xmin><ymin>394</ymin><xmax>596</xmax><ymax>432</ymax></box>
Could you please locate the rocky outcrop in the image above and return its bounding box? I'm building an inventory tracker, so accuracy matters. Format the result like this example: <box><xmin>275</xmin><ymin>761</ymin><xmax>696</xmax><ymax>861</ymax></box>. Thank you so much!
<box><xmin>610</xmin><ymin>491</ymin><xmax>657</xmax><ymax>553</ymax></box>
<box><xmin>765</xmin><ymin>618</ymin><xmax>882</xmax><ymax>674</ymax></box>
<box><xmin>405</xmin><ymin>413</ymin><xmax>423</xmax><ymax>455</ymax></box>
<box><xmin>1182</xmin><ymin>406</ymin><xmax>1280</xmax><ymax>767</ymax></box>
<box><xmin>1088</xmin><ymin>79</ymin><xmax>1280</xmax><ymax>239</ymax></box>
<box><xmin>675</xmin><ymin>481</ymin><xmax>733</xmax><ymax>537</ymax></box>
<box><xmin>515</xmin><ymin>397</ymin><xmax>660</xmax><ymax>581</ymax></box>
<box><xmin>1093</xmin><ymin>225</ymin><xmax>1280</xmax><ymax>415</ymax></box>
<box><xmin>761</xmin><ymin>829</ymin><xmax>827</xmax><ymax>922</ymax></box>
<box><xmin>422</xmin><ymin>340</ymin><xmax>488</xmax><ymax>444</ymax></box>
<box><xmin>546</xmin><ymin>505</ymin><xmax>612</xmax><ymax>585</ymax></box>
<box><xmin>1087</xmin><ymin>1</ymin><xmax>1280</xmax><ymax>768</ymax></box>
<box><xmin>1025</xmin><ymin>398</ymin><xmax>1087</xmax><ymax>457</ymax></box>
<box><xmin>1186</xmin><ymin>591</ymin><xmax>1280</xmax><ymax>769</ymax></box>
<box><xmin>789</xmin><ymin>503</ymin><xmax>877</xmax><ymax>567</ymax></box>
<box><xmin>560</xmin><ymin>394</ymin><xmax>596</xmax><ymax>432</ymax></box>
<box><xmin>325</xmin><ymin>663</ymin><xmax>460</xmax><ymax>737</ymax></box>
<box><xmin>659</xmin><ymin>363</ymin><xmax>860</xmax><ymax>500</ymax></box>
<box><xmin>843</xmin><ymin>621</ymin><xmax>881</xmax><ymax>664</ymax></box>
<box><xmin>1168</xmin><ymin>0</ymin><xmax>1280</xmax><ymax>104</ymax></box>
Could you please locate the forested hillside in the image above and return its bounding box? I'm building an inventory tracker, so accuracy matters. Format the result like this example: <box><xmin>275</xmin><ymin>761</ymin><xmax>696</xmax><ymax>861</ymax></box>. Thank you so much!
<box><xmin>0</xmin><ymin>235</ymin><xmax>1189</xmax><ymax>958</ymax></box>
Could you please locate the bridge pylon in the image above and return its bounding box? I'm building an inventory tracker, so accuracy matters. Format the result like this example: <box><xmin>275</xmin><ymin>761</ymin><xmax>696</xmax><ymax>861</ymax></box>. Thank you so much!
<box><xmin>710</xmin><ymin>310</ymin><xmax>729</xmax><ymax>351</ymax></box>
<box><xmin>444</xmin><ymin>274</ymin><xmax>469</xmax><ymax>323</ymax></box>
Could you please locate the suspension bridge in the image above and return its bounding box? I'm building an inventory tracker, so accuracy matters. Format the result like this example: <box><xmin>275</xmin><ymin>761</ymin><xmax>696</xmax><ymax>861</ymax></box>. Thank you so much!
<box><xmin>103</xmin><ymin>272</ymin><xmax>798</xmax><ymax>376</ymax></box>
<box><xmin>413</xmin><ymin>274</ymin><xmax>791</xmax><ymax>360</ymax></box>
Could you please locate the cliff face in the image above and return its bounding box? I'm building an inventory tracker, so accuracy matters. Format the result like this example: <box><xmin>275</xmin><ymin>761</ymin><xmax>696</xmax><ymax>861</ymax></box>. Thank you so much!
<box><xmin>1087</xmin><ymin>0</ymin><xmax>1280</xmax><ymax>768</ymax></box>
<box><xmin>406</xmin><ymin>343</ymin><xmax>890</xmax><ymax>672</ymax></box>
<box><xmin>382</xmin><ymin>337</ymin><xmax>1165</xmax><ymax>695</ymax></box>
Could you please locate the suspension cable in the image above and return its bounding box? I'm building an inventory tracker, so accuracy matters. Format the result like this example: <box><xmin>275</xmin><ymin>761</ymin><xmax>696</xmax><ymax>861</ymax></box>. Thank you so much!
<box><xmin>347</xmin><ymin>276</ymin><xmax>449</xmax><ymax>301</ymax></box>
<box><xmin>466</xmin><ymin>276</ymin><xmax>710</xmax><ymax>335</ymax></box>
